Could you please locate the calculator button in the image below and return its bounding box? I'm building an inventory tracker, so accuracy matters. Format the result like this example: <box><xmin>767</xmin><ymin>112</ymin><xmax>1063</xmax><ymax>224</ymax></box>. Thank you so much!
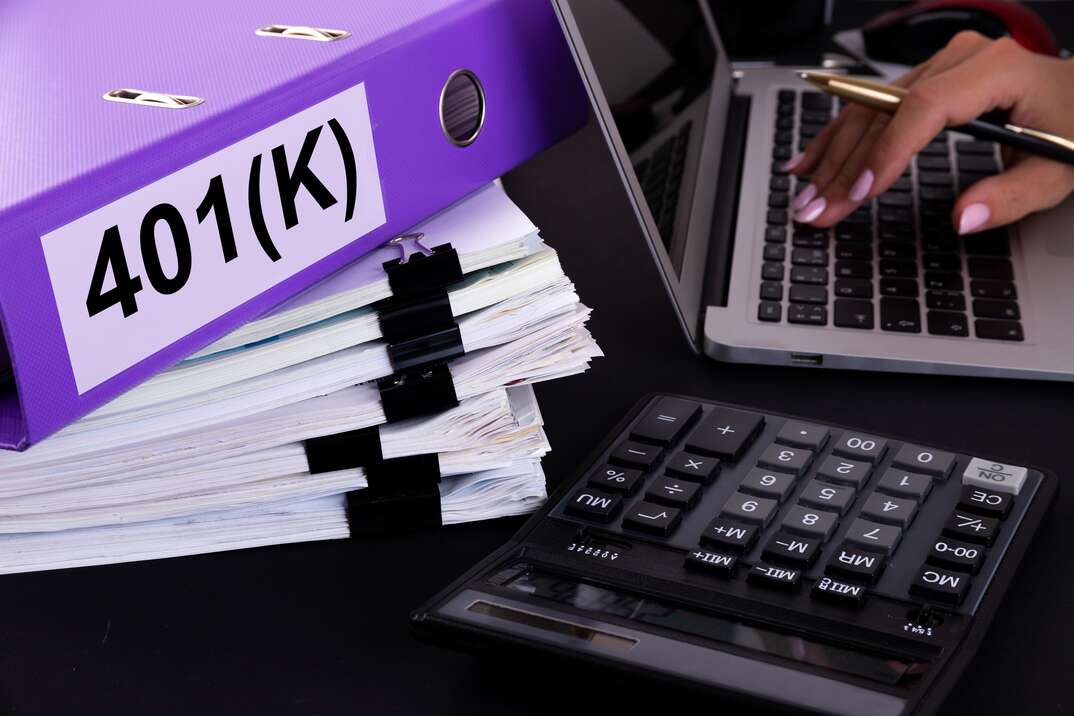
<box><xmin>762</xmin><ymin>530</ymin><xmax>822</xmax><ymax>566</ymax></box>
<box><xmin>961</xmin><ymin>457</ymin><xmax>1028</xmax><ymax>495</ymax></box>
<box><xmin>739</xmin><ymin>467</ymin><xmax>796</xmax><ymax>502</ymax></box>
<box><xmin>622</xmin><ymin>501</ymin><xmax>682</xmax><ymax>536</ymax></box>
<box><xmin>630</xmin><ymin>397</ymin><xmax>702</xmax><ymax>446</ymax></box>
<box><xmin>832</xmin><ymin>433</ymin><xmax>887</xmax><ymax>463</ymax></box>
<box><xmin>646</xmin><ymin>476</ymin><xmax>701</xmax><ymax>510</ymax></box>
<box><xmin>958</xmin><ymin>485</ymin><xmax>1013</xmax><ymax>518</ymax></box>
<box><xmin>845</xmin><ymin>518</ymin><xmax>902</xmax><ymax>554</ymax></box>
<box><xmin>927</xmin><ymin>536</ymin><xmax>985</xmax><ymax>574</ymax></box>
<box><xmin>665</xmin><ymin>451</ymin><xmax>721</xmax><ymax>484</ymax></box>
<box><xmin>748</xmin><ymin>563</ymin><xmax>801</xmax><ymax>589</ymax></box>
<box><xmin>827</xmin><ymin>543</ymin><xmax>885</xmax><ymax>583</ymax></box>
<box><xmin>776</xmin><ymin>421</ymin><xmax>830</xmax><ymax>450</ymax></box>
<box><xmin>876</xmin><ymin>468</ymin><xmax>932</xmax><ymax>501</ymax></box>
<box><xmin>686</xmin><ymin>407</ymin><xmax>765</xmax><ymax>460</ymax></box>
<box><xmin>565</xmin><ymin>488</ymin><xmax>622</xmax><ymax>522</ymax></box>
<box><xmin>892</xmin><ymin>444</ymin><xmax>955</xmax><ymax>478</ymax></box>
<box><xmin>701</xmin><ymin>518</ymin><xmax>758</xmax><ymax>552</ymax></box>
<box><xmin>609</xmin><ymin>441</ymin><xmax>662</xmax><ymax>470</ymax></box>
<box><xmin>782</xmin><ymin>505</ymin><xmax>838</xmax><ymax>541</ymax></box>
<box><xmin>816</xmin><ymin>455</ymin><xmax>872</xmax><ymax>489</ymax></box>
<box><xmin>587</xmin><ymin>465</ymin><xmax>644</xmax><ymax>495</ymax></box>
<box><xmin>685</xmin><ymin>549</ymin><xmax>737</xmax><ymax>576</ymax></box>
<box><xmin>757</xmin><ymin>444</ymin><xmax>813</xmax><ymax>475</ymax></box>
<box><xmin>943</xmin><ymin>511</ymin><xmax>999</xmax><ymax>545</ymax></box>
<box><xmin>861</xmin><ymin>492</ymin><xmax>918</xmax><ymax>527</ymax></box>
<box><xmin>812</xmin><ymin>576</ymin><xmax>866</xmax><ymax>606</ymax></box>
<box><xmin>911</xmin><ymin>566</ymin><xmax>970</xmax><ymax>604</ymax></box>
<box><xmin>721</xmin><ymin>491</ymin><xmax>779</xmax><ymax>526</ymax></box>
<box><xmin>798</xmin><ymin>479</ymin><xmax>855</xmax><ymax>514</ymax></box>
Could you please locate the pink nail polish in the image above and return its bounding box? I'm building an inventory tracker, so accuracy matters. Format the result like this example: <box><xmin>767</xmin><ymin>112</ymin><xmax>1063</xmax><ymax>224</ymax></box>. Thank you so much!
<box><xmin>795</xmin><ymin>197</ymin><xmax>827</xmax><ymax>224</ymax></box>
<box><xmin>849</xmin><ymin>169</ymin><xmax>874</xmax><ymax>202</ymax></box>
<box><xmin>791</xmin><ymin>183</ymin><xmax>817</xmax><ymax>210</ymax></box>
<box><xmin>782</xmin><ymin>153</ymin><xmax>805</xmax><ymax>171</ymax></box>
<box><xmin>958</xmin><ymin>203</ymin><xmax>990</xmax><ymax>234</ymax></box>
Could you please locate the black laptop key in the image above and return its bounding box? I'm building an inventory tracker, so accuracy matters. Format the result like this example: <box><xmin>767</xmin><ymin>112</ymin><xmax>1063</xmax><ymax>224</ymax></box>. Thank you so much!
<box><xmin>924</xmin><ymin>272</ymin><xmax>963</xmax><ymax>291</ymax></box>
<box><xmin>923</xmin><ymin>254</ymin><xmax>960</xmax><ymax>272</ymax></box>
<box><xmin>748</xmin><ymin>563</ymin><xmax>801</xmax><ymax>589</ymax></box>
<box><xmin>835</xmin><ymin>278</ymin><xmax>873</xmax><ymax>298</ymax></box>
<box><xmin>702</xmin><ymin>517</ymin><xmax>757</xmax><ymax>552</ymax></box>
<box><xmin>791</xmin><ymin>248</ymin><xmax>828</xmax><ymax>266</ymax></box>
<box><xmin>793</xmin><ymin>233</ymin><xmax>828</xmax><ymax>249</ymax></box>
<box><xmin>762</xmin><ymin>262</ymin><xmax>784</xmax><ymax>281</ymax></box>
<box><xmin>565</xmin><ymin>487</ymin><xmax>622</xmax><ymax>522</ymax></box>
<box><xmin>767</xmin><ymin>209</ymin><xmax>789</xmax><ymax>226</ymax></box>
<box><xmin>666</xmin><ymin>451</ymin><xmax>721</xmax><ymax>484</ymax></box>
<box><xmin>770</xmin><ymin>175</ymin><xmax>791</xmax><ymax>192</ymax></box>
<box><xmin>880</xmin><ymin>278</ymin><xmax>919</xmax><ymax>297</ymax></box>
<box><xmin>685</xmin><ymin>549</ymin><xmax>737</xmax><ymax>575</ymax></box>
<box><xmin>917</xmin><ymin>155</ymin><xmax>951</xmax><ymax>171</ymax></box>
<box><xmin>834</xmin><ymin>299</ymin><xmax>874</xmax><ymax>329</ymax></box>
<box><xmin>609</xmin><ymin>441</ymin><xmax>662</xmax><ymax>470</ymax></box>
<box><xmin>835</xmin><ymin>260</ymin><xmax>872</xmax><ymax>279</ymax></box>
<box><xmin>975</xmin><ymin>319</ymin><xmax>1024</xmax><ymax>341</ymax></box>
<box><xmin>776</xmin><ymin>116</ymin><xmax>794</xmax><ymax>131</ymax></box>
<box><xmin>763</xmin><ymin>244</ymin><xmax>786</xmax><ymax>262</ymax></box>
<box><xmin>969</xmin><ymin>279</ymin><xmax>1016</xmax><ymax>299</ymax></box>
<box><xmin>623</xmin><ymin>501</ymin><xmax>682</xmax><ymax>536</ymax></box>
<box><xmin>959</xmin><ymin>172</ymin><xmax>989</xmax><ymax>189</ymax></box>
<box><xmin>878</xmin><ymin>224</ymin><xmax>914</xmax><ymax>242</ymax></box>
<box><xmin>772</xmin><ymin>145</ymin><xmax>792</xmax><ymax>161</ymax></box>
<box><xmin>801</xmin><ymin>91</ymin><xmax>832</xmax><ymax>110</ymax></box>
<box><xmin>631</xmin><ymin>396</ymin><xmax>701</xmax><ymax>446</ymax></box>
<box><xmin>836</xmin><ymin>223</ymin><xmax>872</xmax><ymax>242</ymax></box>
<box><xmin>878</xmin><ymin>192</ymin><xmax>912</xmax><ymax>208</ymax></box>
<box><xmin>763</xmin><ymin>531</ymin><xmax>822</xmax><ymax>566</ymax></box>
<box><xmin>927</xmin><ymin>536</ymin><xmax>985</xmax><ymax>574</ymax></box>
<box><xmin>777</xmin><ymin>89</ymin><xmax>795</xmax><ymax>102</ymax></box>
<box><xmin>686</xmin><ymin>407</ymin><xmax>765</xmax><ymax>460</ymax></box>
<box><xmin>880</xmin><ymin>259</ymin><xmax>917</xmax><ymax>278</ymax></box>
<box><xmin>790</xmin><ymin>266</ymin><xmax>829</xmax><ymax>285</ymax></box>
<box><xmin>879</xmin><ymin>208</ymin><xmax>913</xmax><ymax>226</ymax></box>
<box><xmin>889</xmin><ymin>176</ymin><xmax>913</xmax><ymax>192</ymax></box>
<box><xmin>911</xmin><ymin>565</ymin><xmax>971</xmax><ymax>604</ymax></box>
<box><xmin>788</xmin><ymin>303</ymin><xmax>828</xmax><ymax>325</ymax></box>
<box><xmin>877</xmin><ymin>242</ymin><xmax>913</xmax><ymax>260</ymax></box>
<box><xmin>944</xmin><ymin>510</ymin><xmax>999</xmax><ymax>545</ymax></box>
<box><xmin>799</xmin><ymin>123</ymin><xmax>826</xmax><ymax>139</ymax></box>
<box><xmin>919</xmin><ymin>140</ymin><xmax>949</xmax><ymax>156</ymax></box>
<box><xmin>918</xmin><ymin>170</ymin><xmax>953</xmax><ymax>186</ymax></box>
<box><xmin>926</xmin><ymin>291</ymin><xmax>966</xmax><ymax>311</ymax></box>
<box><xmin>836</xmin><ymin>242</ymin><xmax>871</xmax><ymax>260</ymax></box>
<box><xmin>964</xmin><ymin>231</ymin><xmax>1010</xmax><ymax>256</ymax></box>
<box><xmin>922</xmin><ymin>235</ymin><xmax>960</xmax><ymax>254</ymax></box>
<box><xmin>768</xmin><ymin>192</ymin><xmax>790</xmax><ymax>209</ymax></box>
<box><xmin>760</xmin><ymin>282</ymin><xmax>783</xmax><ymax>301</ymax></box>
<box><xmin>958</xmin><ymin>155</ymin><xmax>999</xmax><ymax>173</ymax></box>
<box><xmin>881</xmin><ymin>297</ymin><xmax>922</xmax><ymax>332</ymax></box>
<box><xmin>956</xmin><ymin>140</ymin><xmax>995</xmax><ymax>155</ymax></box>
<box><xmin>927</xmin><ymin>310</ymin><xmax>970</xmax><ymax>337</ymax></box>
<box><xmin>765</xmin><ymin>226</ymin><xmax>787</xmax><ymax>243</ymax></box>
<box><xmin>758</xmin><ymin>301</ymin><xmax>782</xmax><ymax>322</ymax></box>
<box><xmin>774</xmin><ymin>131</ymin><xmax>793</xmax><ymax>148</ymax></box>
<box><xmin>827</xmin><ymin>543</ymin><xmax>885</xmax><ymax>583</ymax></box>
<box><xmin>973</xmin><ymin>299</ymin><xmax>1020</xmax><ymax>320</ymax></box>
<box><xmin>789</xmin><ymin>285</ymin><xmax>828</xmax><ymax>305</ymax></box>
<box><xmin>919</xmin><ymin>185</ymin><xmax>955</xmax><ymax>202</ymax></box>
<box><xmin>588</xmin><ymin>465</ymin><xmax>644</xmax><ymax>495</ymax></box>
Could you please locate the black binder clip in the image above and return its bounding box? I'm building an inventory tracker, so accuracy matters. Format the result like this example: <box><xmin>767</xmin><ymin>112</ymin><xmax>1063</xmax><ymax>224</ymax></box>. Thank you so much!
<box><xmin>377</xmin><ymin>233</ymin><xmax>466</xmax><ymax>372</ymax></box>
<box><xmin>303</xmin><ymin>425</ymin><xmax>383</xmax><ymax>474</ymax></box>
<box><xmin>345</xmin><ymin>454</ymin><xmax>443</xmax><ymax>534</ymax></box>
<box><xmin>378</xmin><ymin>363</ymin><xmax>459</xmax><ymax>423</ymax></box>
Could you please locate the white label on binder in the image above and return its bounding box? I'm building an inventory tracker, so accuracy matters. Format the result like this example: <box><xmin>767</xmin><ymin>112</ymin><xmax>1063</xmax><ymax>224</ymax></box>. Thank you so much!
<box><xmin>41</xmin><ymin>83</ymin><xmax>385</xmax><ymax>394</ymax></box>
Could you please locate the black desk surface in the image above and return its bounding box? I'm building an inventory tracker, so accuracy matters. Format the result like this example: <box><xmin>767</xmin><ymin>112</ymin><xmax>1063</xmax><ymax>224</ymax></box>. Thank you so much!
<box><xmin>6</xmin><ymin>5</ymin><xmax>1074</xmax><ymax>715</ymax></box>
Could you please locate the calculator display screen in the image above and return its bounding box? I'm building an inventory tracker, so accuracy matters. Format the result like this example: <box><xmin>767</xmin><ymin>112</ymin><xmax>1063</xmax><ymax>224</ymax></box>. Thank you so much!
<box><xmin>501</xmin><ymin>566</ymin><xmax>919</xmax><ymax>686</ymax></box>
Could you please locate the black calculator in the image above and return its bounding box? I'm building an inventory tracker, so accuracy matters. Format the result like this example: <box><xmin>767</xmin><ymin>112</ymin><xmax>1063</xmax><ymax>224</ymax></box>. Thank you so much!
<box><xmin>412</xmin><ymin>394</ymin><xmax>1056</xmax><ymax>715</ymax></box>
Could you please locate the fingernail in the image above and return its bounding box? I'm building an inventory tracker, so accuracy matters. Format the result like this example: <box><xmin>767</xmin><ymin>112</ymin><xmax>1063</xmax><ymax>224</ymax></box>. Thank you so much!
<box><xmin>795</xmin><ymin>197</ymin><xmax>827</xmax><ymax>224</ymax></box>
<box><xmin>958</xmin><ymin>203</ymin><xmax>990</xmax><ymax>234</ymax></box>
<box><xmin>791</xmin><ymin>183</ymin><xmax>817</xmax><ymax>210</ymax></box>
<box><xmin>782</xmin><ymin>153</ymin><xmax>805</xmax><ymax>171</ymax></box>
<box><xmin>849</xmin><ymin>169</ymin><xmax>874</xmax><ymax>202</ymax></box>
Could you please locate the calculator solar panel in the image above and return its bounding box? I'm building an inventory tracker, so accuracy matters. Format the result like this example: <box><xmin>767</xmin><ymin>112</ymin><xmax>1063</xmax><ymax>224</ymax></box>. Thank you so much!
<box><xmin>413</xmin><ymin>394</ymin><xmax>1056</xmax><ymax>715</ymax></box>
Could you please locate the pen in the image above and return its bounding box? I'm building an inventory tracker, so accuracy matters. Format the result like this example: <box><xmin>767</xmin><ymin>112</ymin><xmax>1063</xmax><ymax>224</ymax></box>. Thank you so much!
<box><xmin>799</xmin><ymin>71</ymin><xmax>1074</xmax><ymax>167</ymax></box>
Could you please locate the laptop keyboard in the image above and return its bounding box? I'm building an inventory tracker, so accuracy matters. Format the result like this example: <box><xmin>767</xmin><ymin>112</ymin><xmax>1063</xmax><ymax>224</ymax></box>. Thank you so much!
<box><xmin>760</xmin><ymin>89</ymin><xmax>1023</xmax><ymax>342</ymax></box>
<box><xmin>634</xmin><ymin>122</ymin><xmax>693</xmax><ymax>252</ymax></box>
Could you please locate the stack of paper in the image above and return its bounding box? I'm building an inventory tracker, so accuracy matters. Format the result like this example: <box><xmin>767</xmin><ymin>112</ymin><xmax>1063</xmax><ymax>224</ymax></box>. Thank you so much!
<box><xmin>0</xmin><ymin>183</ymin><xmax>599</xmax><ymax>573</ymax></box>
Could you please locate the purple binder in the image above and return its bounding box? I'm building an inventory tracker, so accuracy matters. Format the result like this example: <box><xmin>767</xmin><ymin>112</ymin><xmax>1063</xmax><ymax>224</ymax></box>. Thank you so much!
<box><xmin>0</xmin><ymin>0</ymin><xmax>587</xmax><ymax>449</ymax></box>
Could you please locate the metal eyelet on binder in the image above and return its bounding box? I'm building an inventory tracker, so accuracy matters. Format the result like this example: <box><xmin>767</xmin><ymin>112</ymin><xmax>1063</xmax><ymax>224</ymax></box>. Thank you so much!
<box><xmin>103</xmin><ymin>89</ymin><xmax>204</xmax><ymax>109</ymax></box>
<box><xmin>439</xmin><ymin>69</ymin><xmax>485</xmax><ymax>147</ymax></box>
<box><xmin>255</xmin><ymin>24</ymin><xmax>350</xmax><ymax>41</ymax></box>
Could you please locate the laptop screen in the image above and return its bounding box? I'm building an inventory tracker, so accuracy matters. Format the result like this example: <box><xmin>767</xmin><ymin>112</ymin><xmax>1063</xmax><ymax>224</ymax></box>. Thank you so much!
<box><xmin>564</xmin><ymin>0</ymin><xmax>718</xmax><ymax>272</ymax></box>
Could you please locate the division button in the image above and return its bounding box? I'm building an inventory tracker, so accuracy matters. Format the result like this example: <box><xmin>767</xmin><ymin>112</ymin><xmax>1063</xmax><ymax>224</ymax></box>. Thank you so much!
<box><xmin>757</xmin><ymin>444</ymin><xmax>813</xmax><ymax>475</ymax></box>
<box><xmin>812</xmin><ymin>576</ymin><xmax>866</xmax><ymax>606</ymax></box>
<box><xmin>958</xmin><ymin>485</ymin><xmax>1013</xmax><ymax>518</ymax></box>
<box><xmin>630</xmin><ymin>396</ymin><xmax>702</xmax><ymax>446</ymax></box>
<box><xmin>622</xmin><ymin>501</ymin><xmax>682</xmax><ymax>536</ymax></box>
<box><xmin>845</xmin><ymin>518</ymin><xmax>902</xmax><ymax>554</ymax></box>
<box><xmin>860</xmin><ymin>492</ymin><xmax>918</xmax><ymax>528</ymax></box>
<box><xmin>962</xmin><ymin>457</ymin><xmax>1028</xmax><ymax>495</ymax></box>
<box><xmin>701</xmin><ymin>518</ymin><xmax>758</xmax><ymax>552</ymax></box>
<box><xmin>609</xmin><ymin>440</ymin><xmax>662</xmax><ymax>470</ymax></box>
<box><xmin>685</xmin><ymin>549</ymin><xmax>737</xmax><ymax>575</ymax></box>
<box><xmin>665</xmin><ymin>451</ymin><xmax>722</xmax><ymax>484</ymax></box>
<box><xmin>645</xmin><ymin>476</ymin><xmax>701</xmax><ymax>510</ymax></box>
<box><xmin>721</xmin><ymin>491</ymin><xmax>779</xmax><ymax>526</ymax></box>
<box><xmin>686</xmin><ymin>407</ymin><xmax>765</xmax><ymax>460</ymax></box>
<box><xmin>776</xmin><ymin>421</ymin><xmax>830</xmax><ymax>450</ymax></box>
<box><xmin>762</xmin><ymin>530</ymin><xmax>822</xmax><ymax>566</ymax></box>
<box><xmin>910</xmin><ymin>565</ymin><xmax>971</xmax><ymax>604</ymax></box>
<box><xmin>833</xmin><ymin>432</ymin><xmax>888</xmax><ymax>463</ymax></box>
<box><xmin>943</xmin><ymin>510</ymin><xmax>999</xmax><ymax>545</ymax></box>
<box><xmin>748</xmin><ymin>563</ymin><xmax>801</xmax><ymax>589</ymax></box>
<box><xmin>892</xmin><ymin>444</ymin><xmax>955</xmax><ymax>478</ymax></box>
<box><xmin>827</xmin><ymin>543</ymin><xmax>886</xmax><ymax>583</ymax></box>
<box><xmin>927</xmin><ymin>536</ymin><xmax>985</xmax><ymax>574</ymax></box>
<box><xmin>587</xmin><ymin>465</ymin><xmax>644</xmax><ymax>495</ymax></box>
<box><xmin>565</xmin><ymin>488</ymin><xmax>622</xmax><ymax>522</ymax></box>
<box><xmin>816</xmin><ymin>455</ymin><xmax>872</xmax><ymax>489</ymax></box>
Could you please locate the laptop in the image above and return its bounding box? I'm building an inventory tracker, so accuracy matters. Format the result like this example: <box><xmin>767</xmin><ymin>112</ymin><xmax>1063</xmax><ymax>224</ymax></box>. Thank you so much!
<box><xmin>553</xmin><ymin>0</ymin><xmax>1074</xmax><ymax>381</ymax></box>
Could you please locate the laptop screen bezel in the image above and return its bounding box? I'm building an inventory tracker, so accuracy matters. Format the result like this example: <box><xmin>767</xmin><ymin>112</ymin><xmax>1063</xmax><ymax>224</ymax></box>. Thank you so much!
<box><xmin>552</xmin><ymin>0</ymin><xmax>736</xmax><ymax>349</ymax></box>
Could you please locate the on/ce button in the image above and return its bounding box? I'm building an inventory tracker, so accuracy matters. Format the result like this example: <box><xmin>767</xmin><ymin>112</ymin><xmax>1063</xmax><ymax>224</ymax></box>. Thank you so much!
<box><xmin>961</xmin><ymin>457</ymin><xmax>1028</xmax><ymax>496</ymax></box>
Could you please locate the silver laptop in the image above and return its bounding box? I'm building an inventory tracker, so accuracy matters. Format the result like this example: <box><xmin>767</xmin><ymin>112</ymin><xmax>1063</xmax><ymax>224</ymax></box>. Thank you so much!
<box><xmin>553</xmin><ymin>0</ymin><xmax>1074</xmax><ymax>381</ymax></box>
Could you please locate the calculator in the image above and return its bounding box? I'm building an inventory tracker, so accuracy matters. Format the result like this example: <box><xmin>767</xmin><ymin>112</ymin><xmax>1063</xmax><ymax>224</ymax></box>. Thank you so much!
<box><xmin>411</xmin><ymin>394</ymin><xmax>1057</xmax><ymax>715</ymax></box>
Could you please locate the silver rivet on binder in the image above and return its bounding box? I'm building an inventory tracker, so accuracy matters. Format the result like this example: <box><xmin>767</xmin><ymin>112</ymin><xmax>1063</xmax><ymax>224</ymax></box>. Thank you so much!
<box><xmin>255</xmin><ymin>25</ymin><xmax>350</xmax><ymax>41</ymax></box>
<box><xmin>103</xmin><ymin>89</ymin><xmax>204</xmax><ymax>109</ymax></box>
<box><xmin>439</xmin><ymin>70</ymin><xmax>485</xmax><ymax>147</ymax></box>
<box><xmin>388</xmin><ymin>233</ymin><xmax>432</xmax><ymax>264</ymax></box>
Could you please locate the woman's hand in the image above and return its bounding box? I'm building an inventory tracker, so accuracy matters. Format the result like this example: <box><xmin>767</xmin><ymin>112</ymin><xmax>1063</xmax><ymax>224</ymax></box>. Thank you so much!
<box><xmin>785</xmin><ymin>31</ymin><xmax>1074</xmax><ymax>234</ymax></box>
